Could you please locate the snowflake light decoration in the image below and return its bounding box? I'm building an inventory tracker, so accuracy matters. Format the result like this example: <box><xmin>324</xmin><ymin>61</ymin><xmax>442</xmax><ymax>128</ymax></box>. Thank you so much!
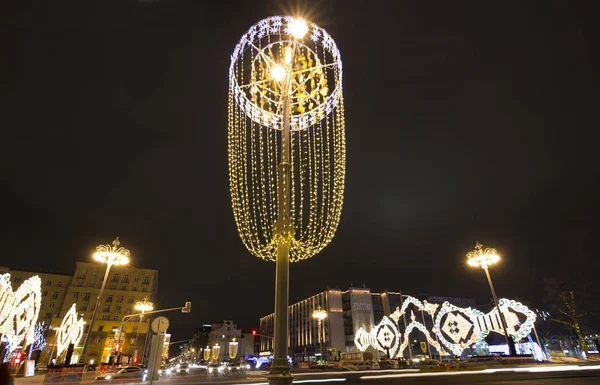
<box><xmin>55</xmin><ymin>303</ymin><xmax>85</xmax><ymax>357</ymax></box>
<box><xmin>0</xmin><ymin>274</ymin><xmax>41</xmax><ymax>353</ymax></box>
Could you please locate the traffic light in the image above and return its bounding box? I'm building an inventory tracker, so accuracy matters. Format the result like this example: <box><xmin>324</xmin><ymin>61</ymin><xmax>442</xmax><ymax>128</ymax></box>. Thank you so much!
<box><xmin>14</xmin><ymin>352</ymin><xmax>22</xmax><ymax>365</ymax></box>
<box><xmin>114</xmin><ymin>343</ymin><xmax>121</xmax><ymax>353</ymax></box>
<box><xmin>182</xmin><ymin>302</ymin><xmax>192</xmax><ymax>313</ymax></box>
<box><xmin>252</xmin><ymin>330</ymin><xmax>257</xmax><ymax>336</ymax></box>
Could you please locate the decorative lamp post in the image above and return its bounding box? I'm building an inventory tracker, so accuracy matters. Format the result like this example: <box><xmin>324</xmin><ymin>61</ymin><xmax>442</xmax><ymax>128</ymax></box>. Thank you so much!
<box><xmin>466</xmin><ymin>242</ymin><xmax>517</xmax><ymax>356</ymax></box>
<box><xmin>203</xmin><ymin>346</ymin><xmax>210</xmax><ymax>362</ymax></box>
<box><xmin>229</xmin><ymin>338</ymin><xmax>239</xmax><ymax>360</ymax></box>
<box><xmin>228</xmin><ymin>16</ymin><xmax>345</xmax><ymax>385</ymax></box>
<box><xmin>80</xmin><ymin>238</ymin><xmax>130</xmax><ymax>364</ymax></box>
<box><xmin>132</xmin><ymin>298</ymin><xmax>153</xmax><ymax>363</ymax></box>
<box><xmin>312</xmin><ymin>307</ymin><xmax>327</xmax><ymax>363</ymax></box>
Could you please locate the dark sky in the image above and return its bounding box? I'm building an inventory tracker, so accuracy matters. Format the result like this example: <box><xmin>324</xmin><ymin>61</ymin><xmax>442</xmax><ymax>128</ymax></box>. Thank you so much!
<box><xmin>2</xmin><ymin>0</ymin><xmax>598</xmax><ymax>340</ymax></box>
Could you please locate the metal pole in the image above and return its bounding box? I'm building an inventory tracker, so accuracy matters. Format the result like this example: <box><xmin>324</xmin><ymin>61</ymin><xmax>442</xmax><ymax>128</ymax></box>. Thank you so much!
<box><xmin>132</xmin><ymin>315</ymin><xmax>143</xmax><ymax>363</ymax></box>
<box><xmin>483</xmin><ymin>265</ymin><xmax>516</xmax><ymax>355</ymax></box>
<box><xmin>269</xmin><ymin>47</ymin><xmax>293</xmax><ymax>385</ymax></box>
<box><xmin>318</xmin><ymin>319</ymin><xmax>324</xmax><ymax>363</ymax></box>
<box><xmin>80</xmin><ymin>262</ymin><xmax>112</xmax><ymax>364</ymax></box>
<box><xmin>149</xmin><ymin>319</ymin><xmax>161</xmax><ymax>385</ymax></box>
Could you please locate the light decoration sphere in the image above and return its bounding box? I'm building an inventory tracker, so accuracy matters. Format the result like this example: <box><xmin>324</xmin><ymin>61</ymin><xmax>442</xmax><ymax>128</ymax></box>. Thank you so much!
<box><xmin>466</xmin><ymin>242</ymin><xmax>500</xmax><ymax>268</ymax></box>
<box><xmin>228</xmin><ymin>16</ymin><xmax>346</xmax><ymax>262</ymax></box>
<box><xmin>93</xmin><ymin>237</ymin><xmax>130</xmax><ymax>266</ymax></box>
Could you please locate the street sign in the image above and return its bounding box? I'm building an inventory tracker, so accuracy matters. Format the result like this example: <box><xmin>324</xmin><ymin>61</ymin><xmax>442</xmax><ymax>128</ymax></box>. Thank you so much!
<box><xmin>151</xmin><ymin>316</ymin><xmax>169</xmax><ymax>334</ymax></box>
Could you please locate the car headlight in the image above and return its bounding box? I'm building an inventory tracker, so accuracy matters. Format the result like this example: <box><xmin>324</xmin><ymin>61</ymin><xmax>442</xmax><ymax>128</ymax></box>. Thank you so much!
<box><xmin>105</xmin><ymin>376</ymin><xmax>112</xmax><ymax>380</ymax></box>
<box><xmin>208</xmin><ymin>368</ymin><xmax>213</xmax><ymax>373</ymax></box>
<box><xmin>246</xmin><ymin>364</ymin><xmax>250</xmax><ymax>370</ymax></box>
<box><xmin>218</xmin><ymin>366</ymin><xmax>224</xmax><ymax>372</ymax></box>
<box><xmin>186</xmin><ymin>369</ymin><xmax>189</xmax><ymax>372</ymax></box>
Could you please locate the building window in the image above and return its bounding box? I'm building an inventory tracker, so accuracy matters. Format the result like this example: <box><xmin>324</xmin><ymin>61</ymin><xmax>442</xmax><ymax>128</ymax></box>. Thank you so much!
<box><xmin>84</xmin><ymin>293</ymin><xmax>91</xmax><ymax>301</ymax></box>
<box><xmin>126</xmin><ymin>306</ymin><xmax>132</xmax><ymax>313</ymax></box>
<box><xmin>116</xmin><ymin>305</ymin><xmax>121</xmax><ymax>311</ymax></box>
<box><xmin>121</xmin><ymin>285</ymin><xmax>127</xmax><ymax>290</ymax></box>
<box><xmin>42</xmin><ymin>290</ymin><xmax>48</xmax><ymax>297</ymax></box>
<box><xmin>52</xmin><ymin>292</ymin><xmax>59</xmax><ymax>299</ymax></box>
<box><xmin>112</xmin><ymin>274</ymin><xmax>119</xmax><ymax>282</ymax></box>
<box><xmin>117</xmin><ymin>296</ymin><xmax>124</xmax><ymax>303</ymax></box>
<box><xmin>106</xmin><ymin>295</ymin><xmax>113</xmax><ymax>303</ymax></box>
<box><xmin>57</xmin><ymin>281</ymin><xmax>62</xmax><ymax>287</ymax></box>
<box><xmin>98</xmin><ymin>326</ymin><xmax>104</xmax><ymax>332</ymax></box>
<box><xmin>123</xmin><ymin>275</ymin><xmax>129</xmax><ymax>283</ymax></box>
<box><xmin>130</xmin><ymin>338</ymin><xmax>135</xmax><ymax>344</ymax></box>
<box><xmin>103</xmin><ymin>305</ymin><xmax>110</xmax><ymax>312</ymax></box>
<box><xmin>73</xmin><ymin>292</ymin><xmax>79</xmax><ymax>298</ymax></box>
<box><xmin>94</xmin><ymin>336</ymin><xmax>101</xmax><ymax>343</ymax></box>
<box><xmin>133</xmin><ymin>276</ymin><xmax>140</xmax><ymax>283</ymax></box>
<box><xmin>46</xmin><ymin>280</ymin><xmax>52</xmax><ymax>286</ymax></box>
<box><xmin>80</xmin><ymin>304</ymin><xmax>87</xmax><ymax>311</ymax></box>
<box><xmin>14</xmin><ymin>277</ymin><xmax>22</xmax><ymax>284</ymax></box>
<box><xmin>132</xmin><ymin>287</ymin><xmax>138</xmax><ymax>292</ymax></box>
<box><xmin>76</xmin><ymin>282</ymin><xmax>82</xmax><ymax>287</ymax></box>
<box><xmin>128</xmin><ymin>297</ymin><xmax>134</xmax><ymax>304</ymax></box>
<box><xmin>143</xmin><ymin>277</ymin><xmax>149</xmax><ymax>285</ymax></box>
<box><xmin>49</xmin><ymin>302</ymin><xmax>55</xmax><ymax>308</ymax></box>
<box><xmin>113</xmin><ymin>316</ymin><xmax>119</xmax><ymax>321</ymax></box>
<box><xmin>142</xmin><ymin>288</ymin><xmax>147</xmax><ymax>292</ymax></box>
<box><xmin>92</xmin><ymin>272</ymin><xmax>98</xmax><ymax>281</ymax></box>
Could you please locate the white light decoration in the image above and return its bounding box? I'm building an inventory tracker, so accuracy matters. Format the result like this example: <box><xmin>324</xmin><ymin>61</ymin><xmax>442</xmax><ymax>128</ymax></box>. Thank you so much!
<box><xmin>55</xmin><ymin>303</ymin><xmax>85</xmax><ymax>357</ymax></box>
<box><xmin>229</xmin><ymin>339</ymin><xmax>239</xmax><ymax>360</ymax></box>
<box><xmin>355</xmin><ymin>317</ymin><xmax>401</xmax><ymax>358</ymax></box>
<box><xmin>0</xmin><ymin>274</ymin><xmax>41</xmax><ymax>353</ymax></box>
<box><xmin>211</xmin><ymin>344</ymin><xmax>220</xmax><ymax>361</ymax></box>
<box><xmin>356</xmin><ymin>297</ymin><xmax>537</xmax><ymax>357</ymax></box>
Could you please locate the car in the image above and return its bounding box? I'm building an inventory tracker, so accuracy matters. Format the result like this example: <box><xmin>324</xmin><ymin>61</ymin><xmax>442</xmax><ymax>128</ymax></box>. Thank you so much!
<box><xmin>411</xmin><ymin>359</ymin><xmax>445</xmax><ymax>369</ymax></box>
<box><xmin>378</xmin><ymin>359</ymin><xmax>399</xmax><ymax>369</ymax></box>
<box><xmin>456</xmin><ymin>355</ymin><xmax>504</xmax><ymax>368</ymax></box>
<box><xmin>158</xmin><ymin>365</ymin><xmax>172</xmax><ymax>376</ymax></box>
<box><xmin>175</xmin><ymin>363</ymin><xmax>190</xmax><ymax>375</ymax></box>
<box><xmin>226</xmin><ymin>363</ymin><xmax>247</xmax><ymax>372</ymax></box>
<box><xmin>207</xmin><ymin>363</ymin><xmax>225</xmax><ymax>375</ymax></box>
<box><xmin>354</xmin><ymin>361</ymin><xmax>379</xmax><ymax>370</ymax></box>
<box><xmin>95</xmin><ymin>366</ymin><xmax>144</xmax><ymax>381</ymax></box>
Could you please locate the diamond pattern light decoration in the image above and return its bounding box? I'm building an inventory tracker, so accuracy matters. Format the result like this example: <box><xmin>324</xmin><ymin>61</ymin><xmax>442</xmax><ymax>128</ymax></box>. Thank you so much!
<box><xmin>0</xmin><ymin>273</ymin><xmax>41</xmax><ymax>353</ymax></box>
<box><xmin>55</xmin><ymin>303</ymin><xmax>85</xmax><ymax>357</ymax></box>
<box><xmin>441</xmin><ymin>312</ymin><xmax>473</xmax><ymax>344</ymax></box>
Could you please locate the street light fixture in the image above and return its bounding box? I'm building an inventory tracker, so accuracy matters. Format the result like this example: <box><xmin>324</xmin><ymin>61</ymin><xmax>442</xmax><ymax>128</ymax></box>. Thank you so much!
<box><xmin>132</xmin><ymin>298</ymin><xmax>153</xmax><ymax>363</ymax></box>
<box><xmin>228</xmin><ymin>16</ymin><xmax>346</xmax><ymax>385</ymax></box>
<box><xmin>466</xmin><ymin>242</ymin><xmax>517</xmax><ymax>356</ymax></box>
<box><xmin>312</xmin><ymin>307</ymin><xmax>327</xmax><ymax>363</ymax></box>
<box><xmin>80</xmin><ymin>237</ymin><xmax>130</xmax><ymax>364</ymax></box>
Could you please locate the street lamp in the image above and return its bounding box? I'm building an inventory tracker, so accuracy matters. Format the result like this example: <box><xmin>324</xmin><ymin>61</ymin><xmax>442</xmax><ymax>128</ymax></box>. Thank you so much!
<box><xmin>228</xmin><ymin>16</ymin><xmax>346</xmax><ymax>385</ymax></box>
<box><xmin>80</xmin><ymin>237</ymin><xmax>130</xmax><ymax>364</ymax></box>
<box><xmin>466</xmin><ymin>242</ymin><xmax>517</xmax><ymax>356</ymax></box>
<box><xmin>132</xmin><ymin>298</ymin><xmax>153</xmax><ymax>363</ymax></box>
<box><xmin>312</xmin><ymin>307</ymin><xmax>327</xmax><ymax>363</ymax></box>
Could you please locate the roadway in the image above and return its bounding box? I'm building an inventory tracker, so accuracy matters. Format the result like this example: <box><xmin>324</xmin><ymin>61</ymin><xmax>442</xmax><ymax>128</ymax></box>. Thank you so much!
<box><xmin>16</xmin><ymin>364</ymin><xmax>600</xmax><ymax>385</ymax></box>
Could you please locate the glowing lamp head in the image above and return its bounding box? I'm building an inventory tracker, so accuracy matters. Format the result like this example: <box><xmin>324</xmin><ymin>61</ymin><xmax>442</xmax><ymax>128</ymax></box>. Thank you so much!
<box><xmin>271</xmin><ymin>65</ymin><xmax>286</xmax><ymax>82</ymax></box>
<box><xmin>312</xmin><ymin>307</ymin><xmax>327</xmax><ymax>321</ymax></box>
<box><xmin>93</xmin><ymin>237</ymin><xmax>130</xmax><ymax>266</ymax></box>
<box><xmin>289</xmin><ymin>18</ymin><xmax>308</xmax><ymax>39</ymax></box>
<box><xmin>134</xmin><ymin>299</ymin><xmax>154</xmax><ymax>313</ymax></box>
<box><xmin>466</xmin><ymin>242</ymin><xmax>500</xmax><ymax>268</ymax></box>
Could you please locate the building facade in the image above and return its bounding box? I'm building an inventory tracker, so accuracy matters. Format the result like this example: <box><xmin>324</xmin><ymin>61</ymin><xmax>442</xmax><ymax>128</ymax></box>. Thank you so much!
<box><xmin>259</xmin><ymin>287</ymin><xmax>477</xmax><ymax>362</ymax></box>
<box><xmin>207</xmin><ymin>320</ymin><xmax>254</xmax><ymax>363</ymax></box>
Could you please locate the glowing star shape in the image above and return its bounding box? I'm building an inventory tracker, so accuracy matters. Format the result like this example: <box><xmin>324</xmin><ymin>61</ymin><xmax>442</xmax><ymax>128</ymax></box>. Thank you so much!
<box><xmin>0</xmin><ymin>274</ymin><xmax>41</xmax><ymax>353</ymax></box>
<box><xmin>55</xmin><ymin>303</ymin><xmax>85</xmax><ymax>357</ymax></box>
<box><xmin>441</xmin><ymin>312</ymin><xmax>473</xmax><ymax>344</ymax></box>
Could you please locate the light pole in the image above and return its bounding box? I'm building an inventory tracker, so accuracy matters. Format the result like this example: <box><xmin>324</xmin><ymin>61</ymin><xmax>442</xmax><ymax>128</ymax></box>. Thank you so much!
<box><xmin>312</xmin><ymin>307</ymin><xmax>327</xmax><ymax>363</ymax></box>
<box><xmin>80</xmin><ymin>238</ymin><xmax>130</xmax><ymax>364</ymax></box>
<box><xmin>132</xmin><ymin>299</ymin><xmax>153</xmax><ymax>363</ymax></box>
<box><xmin>467</xmin><ymin>242</ymin><xmax>517</xmax><ymax>356</ymax></box>
<box><xmin>228</xmin><ymin>16</ymin><xmax>346</xmax><ymax>385</ymax></box>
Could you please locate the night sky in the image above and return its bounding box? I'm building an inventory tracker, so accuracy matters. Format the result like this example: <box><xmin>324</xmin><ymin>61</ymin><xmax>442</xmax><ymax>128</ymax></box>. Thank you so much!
<box><xmin>2</xmin><ymin>1</ymin><xmax>598</xmax><ymax>340</ymax></box>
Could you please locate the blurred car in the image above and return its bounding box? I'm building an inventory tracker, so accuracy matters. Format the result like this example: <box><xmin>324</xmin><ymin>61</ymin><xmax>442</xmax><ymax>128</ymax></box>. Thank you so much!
<box><xmin>207</xmin><ymin>363</ymin><xmax>225</xmax><ymax>375</ymax></box>
<box><xmin>456</xmin><ymin>355</ymin><xmax>504</xmax><ymax>368</ymax></box>
<box><xmin>378</xmin><ymin>359</ymin><xmax>399</xmax><ymax>369</ymax></box>
<box><xmin>95</xmin><ymin>366</ymin><xmax>144</xmax><ymax>381</ymax></box>
<box><xmin>411</xmin><ymin>359</ymin><xmax>445</xmax><ymax>369</ymax></box>
<box><xmin>158</xmin><ymin>365</ymin><xmax>172</xmax><ymax>376</ymax></box>
<box><xmin>175</xmin><ymin>363</ymin><xmax>190</xmax><ymax>375</ymax></box>
<box><xmin>227</xmin><ymin>363</ymin><xmax>247</xmax><ymax>372</ymax></box>
<box><xmin>354</xmin><ymin>361</ymin><xmax>380</xmax><ymax>370</ymax></box>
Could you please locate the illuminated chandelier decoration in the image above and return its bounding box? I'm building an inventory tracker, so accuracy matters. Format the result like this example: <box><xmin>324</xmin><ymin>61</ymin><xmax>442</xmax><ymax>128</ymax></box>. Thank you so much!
<box><xmin>203</xmin><ymin>346</ymin><xmax>211</xmax><ymax>361</ymax></box>
<box><xmin>228</xmin><ymin>15</ymin><xmax>346</xmax><ymax>262</ymax></box>
<box><xmin>229</xmin><ymin>338</ymin><xmax>239</xmax><ymax>359</ymax></box>
<box><xmin>211</xmin><ymin>344</ymin><xmax>220</xmax><ymax>361</ymax></box>
<box><xmin>55</xmin><ymin>303</ymin><xmax>85</xmax><ymax>357</ymax></box>
<box><xmin>355</xmin><ymin>297</ymin><xmax>537</xmax><ymax>357</ymax></box>
<box><xmin>0</xmin><ymin>274</ymin><xmax>42</xmax><ymax>353</ymax></box>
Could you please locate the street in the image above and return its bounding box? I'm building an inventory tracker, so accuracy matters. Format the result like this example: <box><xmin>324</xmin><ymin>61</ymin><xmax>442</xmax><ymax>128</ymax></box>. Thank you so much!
<box><xmin>16</xmin><ymin>365</ymin><xmax>600</xmax><ymax>385</ymax></box>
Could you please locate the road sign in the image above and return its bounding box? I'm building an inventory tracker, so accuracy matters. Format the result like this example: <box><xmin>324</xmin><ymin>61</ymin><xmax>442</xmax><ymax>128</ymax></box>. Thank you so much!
<box><xmin>151</xmin><ymin>316</ymin><xmax>169</xmax><ymax>334</ymax></box>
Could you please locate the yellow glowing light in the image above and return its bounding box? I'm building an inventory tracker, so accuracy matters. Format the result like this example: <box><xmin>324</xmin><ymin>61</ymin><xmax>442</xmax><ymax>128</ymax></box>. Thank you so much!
<box><xmin>466</xmin><ymin>242</ymin><xmax>500</xmax><ymax>268</ymax></box>
<box><xmin>312</xmin><ymin>307</ymin><xmax>327</xmax><ymax>321</ymax></box>
<box><xmin>134</xmin><ymin>298</ymin><xmax>153</xmax><ymax>313</ymax></box>
<box><xmin>289</xmin><ymin>18</ymin><xmax>308</xmax><ymax>39</ymax></box>
<box><xmin>284</xmin><ymin>47</ymin><xmax>293</xmax><ymax>65</ymax></box>
<box><xmin>93</xmin><ymin>237</ymin><xmax>130</xmax><ymax>266</ymax></box>
<box><xmin>271</xmin><ymin>64</ymin><xmax>286</xmax><ymax>82</ymax></box>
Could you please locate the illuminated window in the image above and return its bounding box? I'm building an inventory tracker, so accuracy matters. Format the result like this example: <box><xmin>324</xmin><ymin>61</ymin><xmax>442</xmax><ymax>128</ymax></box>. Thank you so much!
<box><xmin>116</xmin><ymin>305</ymin><xmax>121</xmax><ymax>311</ymax></box>
<box><xmin>84</xmin><ymin>293</ymin><xmax>91</xmax><ymax>301</ymax></box>
<box><xmin>112</xmin><ymin>274</ymin><xmax>119</xmax><ymax>283</ymax></box>
<box><xmin>106</xmin><ymin>295</ymin><xmax>113</xmax><ymax>303</ymax></box>
<box><xmin>133</xmin><ymin>276</ymin><xmax>140</xmax><ymax>283</ymax></box>
<box><xmin>123</xmin><ymin>275</ymin><xmax>129</xmax><ymax>283</ymax></box>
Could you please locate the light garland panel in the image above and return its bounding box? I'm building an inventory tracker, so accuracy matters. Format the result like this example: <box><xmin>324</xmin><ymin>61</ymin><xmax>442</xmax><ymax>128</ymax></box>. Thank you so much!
<box><xmin>228</xmin><ymin>16</ymin><xmax>346</xmax><ymax>262</ymax></box>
